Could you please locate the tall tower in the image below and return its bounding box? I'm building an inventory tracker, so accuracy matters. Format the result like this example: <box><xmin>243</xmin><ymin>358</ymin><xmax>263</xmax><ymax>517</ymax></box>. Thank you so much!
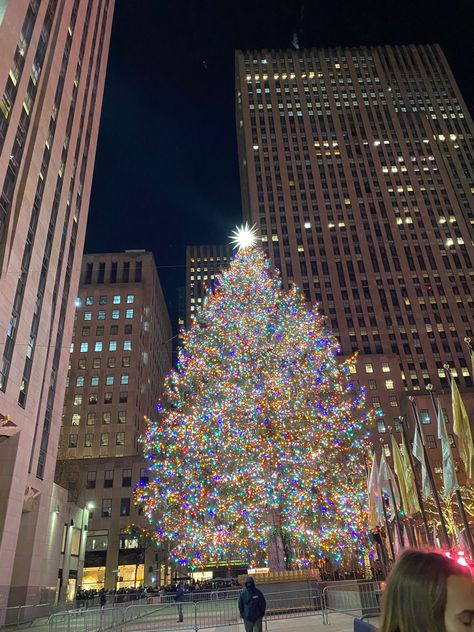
<box><xmin>236</xmin><ymin>46</ymin><xmax>474</xmax><ymax>474</ymax></box>
<box><xmin>56</xmin><ymin>251</ymin><xmax>172</xmax><ymax>591</ymax></box>
<box><xmin>0</xmin><ymin>1</ymin><xmax>114</xmax><ymax>607</ymax></box>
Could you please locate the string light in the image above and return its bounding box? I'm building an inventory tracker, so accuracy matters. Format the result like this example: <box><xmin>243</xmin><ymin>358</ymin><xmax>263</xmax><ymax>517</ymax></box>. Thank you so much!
<box><xmin>135</xmin><ymin>246</ymin><xmax>371</xmax><ymax>569</ymax></box>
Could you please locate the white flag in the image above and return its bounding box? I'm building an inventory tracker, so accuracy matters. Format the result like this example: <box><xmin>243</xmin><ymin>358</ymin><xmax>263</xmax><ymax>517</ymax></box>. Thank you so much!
<box><xmin>378</xmin><ymin>450</ymin><xmax>401</xmax><ymax>513</ymax></box>
<box><xmin>437</xmin><ymin>401</ymin><xmax>458</xmax><ymax>497</ymax></box>
<box><xmin>412</xmin><ymin>424</ymin><xmax>431</xmax><ymax>500</ymax></box>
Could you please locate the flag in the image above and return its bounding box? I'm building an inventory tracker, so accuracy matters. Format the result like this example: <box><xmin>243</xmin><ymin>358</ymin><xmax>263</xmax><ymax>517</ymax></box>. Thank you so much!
<box><xmin>379</xmin><ymin>448</ymin><xmax>401</xmax><ymax>514</ymax></box>
<box><xmin>412</xmin><ymin>424</ymin><xmax>431</xmax><ymax>500</ymax></box>
<box><xmin>390</xmin><ymin>435</ymin><xmax>415</xmax><ymax>515</ymax></box>
<box><xmin>454</xmin><ymin>522</ymin><xmax>468</xmax><ymax>552</ymax></box>
<box><xmin>400</xmin><ymin>432</ymin><xmax>421</xmax><ymax>515</ymax></box>
<box><xmin>452</xmin><ymin>379</ymin><xmax>474</xmax><ymax>482</ymax></box>
<box><xmin>432</xmin><ymin>522</ymin><xmax>440</xmax><ymax>549</ymax></box>
<box><xmin>367</xmin><ymin>453</ymin><xmax>383</xmax><ymax>529</ymax></box>
<box><xmin>437</xmin><ymin>401</ymin><xmax>458</xmax><ymax>497</ymax></box>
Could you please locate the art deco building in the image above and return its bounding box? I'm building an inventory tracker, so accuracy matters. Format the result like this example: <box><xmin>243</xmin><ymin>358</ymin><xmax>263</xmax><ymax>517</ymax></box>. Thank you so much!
<box><xmin>185</xmin><ymin>245</ymin><xmax>233</xmax><ymax>327</ymax></box>
<box><xmin>236</xmin><ymin>45</ymin><xmax>474</xmax><ymax>480</ymax></box>
<box><xmin>0</xmin><ymin>0</ymin><xmax>114</xmax><ymax>608</ymax></box>
<box><xmin>56</xmin><ymin>251</ymin><xmax>172</xmax><ymax>591</ymax></box>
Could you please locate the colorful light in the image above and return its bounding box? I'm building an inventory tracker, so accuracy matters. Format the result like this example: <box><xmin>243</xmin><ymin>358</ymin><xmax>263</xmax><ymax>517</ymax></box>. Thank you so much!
<box><xmin>136</xmin><ymin>246</ymin><xmax>371</xmax><ymax>569</ymax></box>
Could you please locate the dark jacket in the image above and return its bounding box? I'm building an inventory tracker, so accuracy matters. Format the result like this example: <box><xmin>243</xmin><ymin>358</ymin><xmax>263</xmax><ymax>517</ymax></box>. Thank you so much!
<box><xmin>174</xmin><ymin>584</ymin><xmax>185</xmax><ymax>602</ymax></box>
<box><xmin>238</xmin><ymin>578</ymin><xmax>266</xmax><ymax>622</ymax></box>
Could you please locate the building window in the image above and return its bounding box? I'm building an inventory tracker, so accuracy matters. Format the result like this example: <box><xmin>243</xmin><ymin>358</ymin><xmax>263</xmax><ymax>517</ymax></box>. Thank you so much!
<box><xmin>91</xmin><ymin>375</ymin><xmax>99</xmax><ymax>387</ymax></box>
<box><xmin>106</xmin><ymin>375</ymin><xmax>114</xmax><ymax>386</ymax></box>
<box><xmin>107</xmin><ymin>357</ymin><xmax>116</xmax><ymax>368</ymax></box>
<box><xmin>112</xmin><ymin>310</ymin><xmax>120</xmax><ymax>320</ymax></box>
<box><xmin>377</xmin><ymin>419</ymin><xmax>386</xmax><ymax>433</ymax></box>
<box><xmin>99</xmin><ymin>296</ymin><xmax>107</xmax><ymax>305</ymax></box>
<box><xmin>86</xmin><ymin>471</ymin><xmax>96</xmax><ymax>489</ymax></box>
<box><xmin>102</xmin><ymin>412</ymin><xmax>111</xmax><ymax>425</ymax></box>
<box><xmin>78</xmin><ymin>359</ymin><xmax>86</xmax><ymax>370</ymax></box>
<box><xmin>84</xmin><ymin>433</ymin><xmax>94</xmax><ymax>448</ymax></box>
<box><xmin>82</xmin><ymin>326</ymin><xmax>90</xmax><ymax>336</ymax></box>
<box><xmin>87</xmin><ymin>413</ymin><xmax>96</xmax><ymax>426</ymax></box>
<box><xmin>120</xmin><ymin>374</ymin><xmax>129</xmax><ymax>385</ymax></box>
<box><xmin>84</xmin><ymin>311</ymin><xmax>92</xmax><ymax>321</ymax></box>
<box><xmin>93</xmin><ymin>358</ymin><xmax>101</xmax><ymax>369</ymax></box>
<box><xmin>98</xmin><ymin>311</ymin><xmax>106</xmax><ymax>320</ymax></box>
<box><xmin>385</xmin><ymin>379</ymin><xmax>394</xmax><ymax>390</ymax></box>
<box><xmin>125</xmin><ymin>309</ymin><xmax>134</xmax><ymax>319</ymax></box>
<box><xmin>109</xmin><ymin>341</ymin><xmax>117</xmax><ymax>351</ymax></box>
<box><xmin>120</xmin><ymin>498</ymin><xmax>130</xmax><ymax>517</ymax></box>
<box><xmin>89</xmin><ymin>393</ymin><xmax>98</xmax><ymax>405</ymax></box>
<box><xmin>123</xmin><ymin>340</ymin><xmax>131</xmax><ymax>351</ymax></box>
<box><xmin>110</xmin><ymin>325</ymin><xmax>118</xmax><ymax>335</ymax></box>
<box><xmin>104</xmin><ymin>392</ymin><xmax>113</xmax><ymax>404</ymax></box>
<box><xmin>119</xmin><ymin>391</ymin><xmax>128</xmax><ymax>403</ymax></box>
<box><xmin>365</xmin><ymin>363</ymin><xmax>373</xmax><ymax>373</ymax></box>
<box><xmin>126</xmin><ymin>295</ymin><xmax>135</xmax><ymax>304</ymax></box>
<box><xmin>85</xmin><ymin>296</ymin><xmax>94</xmax><ymax>305</ymax></box>
<box><xmin>116</xmin><ymin>432</ymin><xmax>125</xmax><ymax>446</ymax></box>
<box><xmin>124</xmin><ymin>324</ymin><xmax>132</xmax><ymax>334</ymax></box>
<box><xmin>80</xmin><ymin>342</ymin><xmax>88</xmax><ymax>352</ymax></box>
<box><xmin>94</xmin><ymin>342</ymin><xmax>103</xmax><ymax>352</ymax></box>
<box><xmin>104</xmin><ymin>470</ymin><xmax>114</xmax><ymax>487</ymax></box>
<box><xmin>140</xmin><ymin>468</ymin><xmax>149</xmax><ymax>485</ymax></box>
<box><xmin>420</xmin><ymin>409</ymin><xmax>431</xmax><ymax>424</ymax></box>
<box><xmin>68</xmin><ymin>434</ymin><xmax>78</xmax><ymax>448</ymax></box>
<box><xmin>122</xmin><ymin>469</ymin><xmax>132</xmax><ymax>487</ymax></box>
<box><xmin>448</xmin><ymin>434</ymin><xmax>456</xmax><ymax>448</ymax></box>
<box><xmin>71</xmin><ymin>413</ymin><xmax>80</xmax><ymax>426</ymax></box>
<box><xmin>113</xmin><ymin>295</ymin><xmax>121</xmax><ymax>304</ymax></box>
<box><xmin>101</xmin><ymin>499</ymin><xmax>112</xmax><ymax>518</ymax></box>
<box><xmin>426</xmin><ymin>434</ymin><xmax>437</xmax><ymax>449</ymax></box>
<box><xmin>389</xmin><ymin>396</ymin><xmax>398</xmax><ymax>407</ymax></box>
<box><xmin>76</xmin><ymin>376</ymin><xmax>84</xmax><ymax>387</ymax></box>
<box><xmin>73</xmin><ymin>395</ymin><xmax>82</xmax><ymax>406</ymax></box>
<box><xmin>100</xmin><ymin>433</ymin><xmax>110</xmax><ymax>447</ymax></box>
<box><xmin>382</xmin><ymin>362</ymin><xmax>390</xmax><ymax>373</ymax></box>
<box><xmin>118</xmin><ymin>411</ymin><xmax>127</xmax><ymax>424</ymax></box>
<box><xmin>368</xmin><ymin>379</ymin><xmax>377</xmax><ymax>390</ymax></box>
<box><xmin>96</xmin><ymin>326</ymin><xmax>104</xmax><ymax>336</ymax></box>
<box><xmin>442</xmin><ymin>408</ymin><xmax>449</xmax><ymax>424</ymax></box>
<box><xmin>122</xmin><ymin>357</ymin><xmax>130</xmax><ymax>367</ymax></box>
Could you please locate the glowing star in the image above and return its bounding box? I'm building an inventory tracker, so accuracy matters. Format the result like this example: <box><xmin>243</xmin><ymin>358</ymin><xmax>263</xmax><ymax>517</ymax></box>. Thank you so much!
<box><xmin>230</xmin><ymin>223</ymin><xmax>258</xmax><ymax>250</ymax></box>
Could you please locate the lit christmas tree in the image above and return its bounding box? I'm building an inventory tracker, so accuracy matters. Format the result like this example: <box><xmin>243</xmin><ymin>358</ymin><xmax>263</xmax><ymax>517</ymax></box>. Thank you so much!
<box><xmin>137</xmin><ymin>227</ymin><xmax>370</xmax><ymax>570</ymax></box>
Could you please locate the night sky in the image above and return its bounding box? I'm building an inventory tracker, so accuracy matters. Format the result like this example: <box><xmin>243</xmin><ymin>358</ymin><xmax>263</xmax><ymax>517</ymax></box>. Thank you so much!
<box><xmin>86</xmin><ymin>0</ymin><xmax>473</xmax><ymax>323</ymax></box>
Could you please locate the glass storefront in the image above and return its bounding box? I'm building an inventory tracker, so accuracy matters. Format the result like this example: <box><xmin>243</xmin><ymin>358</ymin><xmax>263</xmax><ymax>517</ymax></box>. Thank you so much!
<box><xmin>117</xmin><ymin>564</ymin><xmax>144</xmax><ymax>588</ymax></box>
<box><xmin>82</xmin><ymin>567</ymin><xmax>106</xmax><ymax>590</ymax></box>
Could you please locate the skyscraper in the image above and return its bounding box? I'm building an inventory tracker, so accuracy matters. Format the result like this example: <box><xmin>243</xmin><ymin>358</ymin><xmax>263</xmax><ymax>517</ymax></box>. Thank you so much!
<box><xmin>236</xmin><ymin>45</ymin><xmax>474</xmax><ymax>475</ymax></box>
<box><xmin>56</xmin><ymin>251</ymin><xmax>172</xmax><ymax>591</ymax></box>
<box><xmin>0</xmin><ymin>0</ymin><xmax>114</xmax><ymax>607</ymax></box>
<box><xmin>186</xmin><ymin>245</ymin><xmax>233</xmax><ymax>327</ymax></box>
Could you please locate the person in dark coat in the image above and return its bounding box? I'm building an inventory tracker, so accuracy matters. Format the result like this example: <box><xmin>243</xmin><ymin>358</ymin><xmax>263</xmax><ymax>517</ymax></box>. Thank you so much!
<box><xmin>238</xmin><ymin>576</ymin><xmax>266</xmax><ymax>632</ymax></box>
<box><xmin>174</xmin><ymin>580</ymin><xmax>185</xmax><ymax>623</ymax></box>
<box><xmin>99</xmin><ymin>588</ymin><xmax>106</xmax><ymax>608</ymax></box>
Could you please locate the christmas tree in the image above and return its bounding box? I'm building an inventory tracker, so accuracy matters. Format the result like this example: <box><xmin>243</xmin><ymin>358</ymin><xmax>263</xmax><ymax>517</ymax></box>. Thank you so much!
<box><xmin>137</xmin><ymin>229</ymin><xmax>370</xmax><ymax>570</ymax></box>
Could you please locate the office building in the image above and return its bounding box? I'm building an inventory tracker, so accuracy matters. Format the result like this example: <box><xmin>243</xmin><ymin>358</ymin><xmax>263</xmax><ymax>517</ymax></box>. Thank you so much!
<box><xmin>0</xmin><ymin>0</ymin><xmax>114</xmax><ymax>607</ymax></box>
<box><xmin>186</xmin><ymin>245</ymin><xmax>233</xmax><ymax>327</ymax></box>
<box><xmin>56</xmin><ymin>251</ymin><xmax>172</xmax><ymax>591</ymax></box>
<box><xmin>236</xmin><ymin>45</ymin><xmax>474</xmax><ymax>479</ymax></box>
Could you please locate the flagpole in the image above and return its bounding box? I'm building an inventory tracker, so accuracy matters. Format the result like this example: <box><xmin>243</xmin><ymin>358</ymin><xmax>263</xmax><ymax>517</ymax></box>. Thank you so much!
<box><xmin>399</xmin><ymin>416</ymin><xmax>432</xmax><ymax>546</ymax></box>
<box><xmin>409</xmin><ymin>396</ymin><xmax>451</xmax><ymax>549</ymax></box>
<box><xmin>429</xmin><ymin>377</ymin><xmax>474</xmax><ymax>560</ymax></box>
<box><xmin>388</xmin><ymin>431</ymin><xmax>418</xmax><ymax>547</ymax></box>
<box><xmin>381</xmin><ymin>495</ymin><xmax>395</xmax><ymax>560</ymax></box>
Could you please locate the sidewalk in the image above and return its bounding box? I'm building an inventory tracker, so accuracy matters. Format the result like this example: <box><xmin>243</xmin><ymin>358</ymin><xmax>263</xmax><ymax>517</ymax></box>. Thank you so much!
<box><xmin>225</xmin><ymin>613</ymin><xmax>376</xmax><ymax>631</ymax></box>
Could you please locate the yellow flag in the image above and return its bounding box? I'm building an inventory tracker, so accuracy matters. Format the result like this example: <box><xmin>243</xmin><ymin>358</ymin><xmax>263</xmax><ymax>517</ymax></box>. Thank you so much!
<box><xmin>400</xmin><ymin>431</ymin><xmax>420</xmax><ymax>515</ymax></box>
<box><xmin>452</xmin><ymin>379</ymin><xmax>474</xmax><ymax>482</ymax></box>
<box><xmin>390</xmin><ymin>435</ymin><xmax>409</xmax><ymax>514</ymax></box>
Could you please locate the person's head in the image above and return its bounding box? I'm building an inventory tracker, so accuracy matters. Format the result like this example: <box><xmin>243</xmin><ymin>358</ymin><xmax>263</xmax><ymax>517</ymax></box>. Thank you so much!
<box><xmin>380</xmin><ymin>549</ymin><xmax>474</xmax><ymax>632</ymax></box>
<box><xmin>245</xmin><ymin>576</ymin><xmax>256</xmax><ymax>591</ymax></box>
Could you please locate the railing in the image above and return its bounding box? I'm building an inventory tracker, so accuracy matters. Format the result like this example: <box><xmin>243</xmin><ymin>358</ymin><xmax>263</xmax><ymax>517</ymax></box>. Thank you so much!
<box><xmin>49</xmin><ymin>606</ymin><xmax>125</xmax><ymax>632</ymax></box>
<box><xmin>322</xmin><ymin>581</ymin><xmax>382</xmax><ymax>624</ymax></box>
<box><xmin>0</xmin><ymin>602</ymin><xmax>74</xmax><ymax>627</ymax></box>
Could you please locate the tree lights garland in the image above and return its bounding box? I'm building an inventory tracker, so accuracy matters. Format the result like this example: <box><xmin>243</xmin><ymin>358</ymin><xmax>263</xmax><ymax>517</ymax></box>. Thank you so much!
<box><xmin>136</xmin><ymin>245</ymin><xmax>371</xmax><ymax>569</ymax></box>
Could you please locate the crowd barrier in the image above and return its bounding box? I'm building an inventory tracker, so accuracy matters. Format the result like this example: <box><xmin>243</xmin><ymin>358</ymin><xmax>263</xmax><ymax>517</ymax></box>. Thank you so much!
<box><xmin>322</xmin><ymin>581</ymin><xmax>382</xmax><ymax>624</ymax></box>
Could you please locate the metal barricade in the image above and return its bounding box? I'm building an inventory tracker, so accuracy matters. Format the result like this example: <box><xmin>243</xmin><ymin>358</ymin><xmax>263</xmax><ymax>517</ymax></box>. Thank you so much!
<box><xmin>124</xmin><ymin>601</ymin><xmax>195</xmax><ymax>631</ymax></box>
<box><xmin>49</xmin><ymin>606</ymin><xmax>124</xmax><ymax>632</ymax></box>
<box><xmin>264</xmin><ymin>587</ymin><xmax>324</xmax><ymax>622</ymax></box>
<box><xmin>323</xmin><ymin>581</ymin><xmax>382</xmax><ymax>623</ymax></box>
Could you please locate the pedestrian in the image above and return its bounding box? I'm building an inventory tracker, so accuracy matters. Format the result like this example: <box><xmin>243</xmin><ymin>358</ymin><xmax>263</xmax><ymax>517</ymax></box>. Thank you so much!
<box><xmin>238</xmin><ymin>576</ymin><xmax>266</xmax><ymax>632</ymax></box>
<box><xmin>380</xmin><ymin>549</ymin><xmax>474</xmax><ymax>632</ymax></box>
<box><xmin>99</xmin><ymin>587</ymin><xmax>106</xmax><ymax>609</ymax></box>
<box><xmin>174</xmin><ymin>580</ymin><xmax>185</xmax><ymax>623</ymax></box>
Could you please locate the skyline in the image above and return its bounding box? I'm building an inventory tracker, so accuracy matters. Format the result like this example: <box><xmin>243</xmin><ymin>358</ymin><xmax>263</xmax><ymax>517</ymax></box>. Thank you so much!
<box><xmin>85</xmin><ymin>0</ymin><xmax>474</xmax><ymax>318</ymax></box>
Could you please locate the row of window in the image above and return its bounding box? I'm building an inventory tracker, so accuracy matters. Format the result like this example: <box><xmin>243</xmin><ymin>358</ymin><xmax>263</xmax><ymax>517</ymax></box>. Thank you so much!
<box><xmin>75</xmin><ymin>374</ymin><xmax>129</xmax><ymax>387</ymax></box>
<box><xmin>82</xmin><ymin>309</ymin><xmax>134</xmax><ymax>321</ymax></box>
<box><xmin>68</xmin><ymin>432</ymin><xmax>125</xmax><ymax>448</ymax></box>
<box><xmin>77</xmin><ymin>340</ymin><xmax>132</xmax><ymax>352</ymax></box>
<box><xmin>73</xmin><ymin>392</ymin><xmax>128</xmax><ymax>405</ymax></box>
<box><xmin>79</xmin><ymin>294</ymin><xmax>135</xmax><ymax>306</ymax></box>
<box><xmin>79</xmin><ymin>324</ymin><xmax>133</xmax><ymax>336</ymax></box>
<box><xmin>76</xmin><ymin>356</ymin><xmax>130</xmax><ymax>369</ymax></box>
<box><xmin>86</xmin><ymin>468</ymin><xmax>148</xmax><ymax>489</ymax></box>
<box><xmin>71</xmin><ymin>411</ymin><xmax>127</xmax><ymax>425</ymax></box>
<box><xmin>83</xmin><ymin>260</ymin><xmax>142</xmax><ymax>285</ymax></box>
<box><xmin>379</xmin><ymin>430</ymin><xmax>455</xmax><ymax>450</ymax></box>
<box><xmin>100</xmin><ymin>497</ymin><xmax>132</xmax><ymax>518</ymax></box>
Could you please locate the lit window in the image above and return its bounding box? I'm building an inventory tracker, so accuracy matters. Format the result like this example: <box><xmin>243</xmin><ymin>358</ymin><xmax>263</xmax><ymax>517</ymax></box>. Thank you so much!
<box><xmin>91</xmin><ymin>375</ymin><xmax>99</xmax><ymax>387</ymax></box>
<box><xmin>87</xmin><ymin>413</ymin><xmax>96</xmax><ymax>425</ymax></box>
<box><xmin>84</xmin><ymin>312</ymin><xmax>92</xmax><ymax>321</ymax></box>
<box><xmin>120</xmin><ymin>374</ymin><xmax>129</xmax><ymax>385</ymax></box>
<box><xmin>76</xmin><ymin>376</ymin><xmax>84</xmax><ymax>387</ymax></box>
<box><xmin>123</xmin><ymin>340</ymin><xmax>132</xmax><ymax>351</ymax></box>
<box><xmin>365</xmin><ymin>363</ymin><xmax>373</xmax><ymax>373</ymax></box>
<box><xmin>125</xmin><ymin>309</ymin><xmax>134</xmax><ymax>319</ymax></box>
<box><xmin>382</xmin><ymin>363</ymin><xmax>390</xmax><ymax>373</ymax></box>
<box><xmin>98</xmin><ymin>311</ymin><xmax>106</xmax><ymax>320</ymax></box>
<box><xmin>389</xmin><ymin>396</ymin><xmax>398</xmax><ymax>407</ymax></box>
<box><xmin>94</xmin><ymin>342</ymin><xmax>103</xmax><ymax>352</ymax></box>
<box><xmin>102</xmin><ymin>412</ymin><xmax>111</xmax><ymax>425</ymax></box>
<box><xmin>304</xmin><ymin>221</ymin><xmax>311</xmax><ymax>229</ymax></box>
<box><xmin>116</xmin><ymin>432</ymin><xmax>125</xmax><ymax>446</ymax></box>
<box><xmin>385</xmin><ymin>379</ymin><xmax>394</xmax><ymax>390</ymax></box>
<box><xmin>99</xmin><ymin>296</ymin><xmax>107</xmax><ymax>305</ymax></box>
<box><xmin>101</xmin><ymin>498</ymin><xmax>112</xmax><ymax>517</ymax></box>
<box><xmin>109</xmin><ymin>341</ymin><xmax>117</xmax><ymax>351</ymax></box>
<box><xmin>112</xmin><ymin>310</ymin><xmax>120</xmax><ymax>319</ymax></box>
<box><xmin>85</xmin><ymin>297</ymin><xmax>93</xmax><ymax>305</ymax></box>
<box><xmin>420</xmin><ymin>409</ymin><xmax>431</xmax><ymax>425</ymax></box>
<box><xmin>72</xmin><ymin>414</ymin><xmax>80</xmax><ymax>426</ymax></box>
<box><xmin>118</xmin><ymin>411</ymin><xmax>127</xmax><ymax>424</ymax></box>
<box><xmin>126</xmin><ymin>295</ymin><xmax>134</xmax><ymax>304</ymax></box>
<box><xmin>106</xmin><ymin>375</ymin><xmax>114</xmax><ymax>386</ymax></box>
<box><xmin>377</xmin><ymin>419</ymin><xmax>386</xmax><ymax>433</ymax></box>
<box><xmin>113</xmin><ymin>295</ymin><xmax>121</xmax><ymax>304</ymax></box>
<box><xmin>84</xmin><ymin>434</ymin><xmax>93</xmax><ymax>448</ymax></box>
<box><xmin>73</xmin><ymin>395</ymin><xmax>82</xmax><ymax>406</ymax></box>
<box><xmin>68</xmin><ymin>434</ymin><xmax>78</xmax><ymax>448</ymax></box>
<box><xmin>100</xmin><ymin>433</ymin><xmax>109</xmax><ymax>447</ymax></box>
